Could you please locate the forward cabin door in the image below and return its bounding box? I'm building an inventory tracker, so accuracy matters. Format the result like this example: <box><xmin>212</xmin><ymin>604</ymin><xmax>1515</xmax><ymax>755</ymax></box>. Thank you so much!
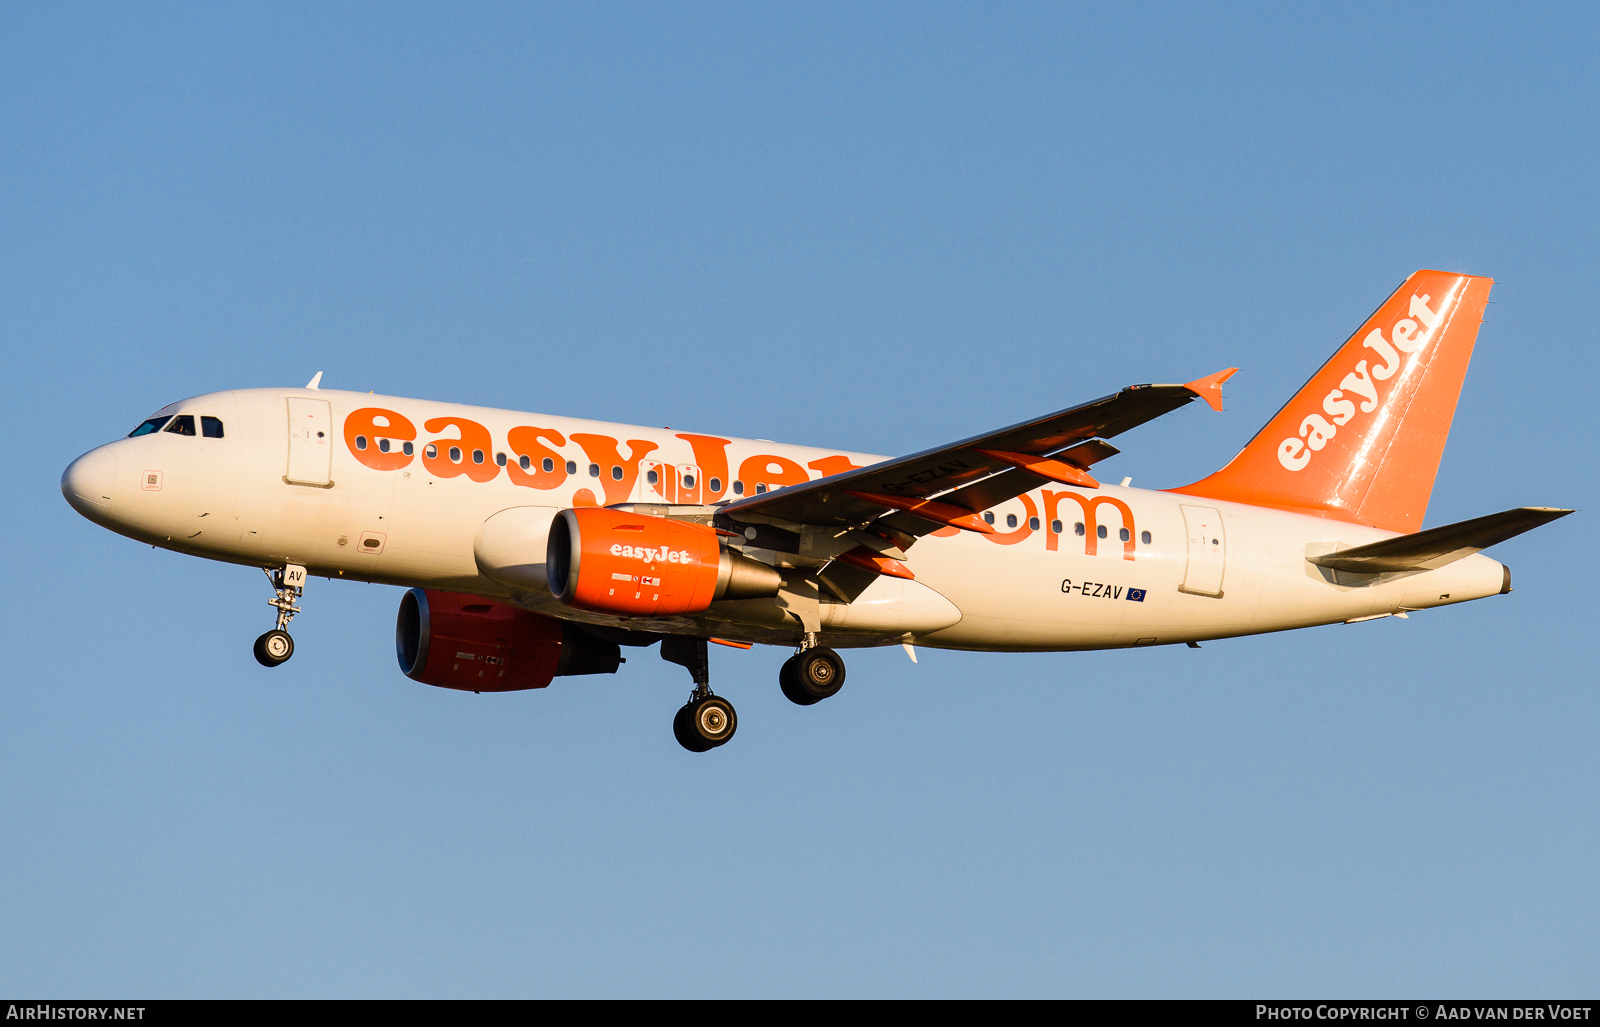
<box><xmin>285</xmin><ymin>397</ymin><xmax>333</xmax><ymax>486</ymax></box>
<box><xmin>1179</xmin><ymin>504</ymin><xmax>1225</xmax><ymax>597</ymax></box>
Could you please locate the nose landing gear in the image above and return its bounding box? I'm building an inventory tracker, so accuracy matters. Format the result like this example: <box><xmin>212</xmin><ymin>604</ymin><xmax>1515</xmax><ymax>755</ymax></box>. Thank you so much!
<box><xmin>662</xmin><ymin>636</ymin><xmax>738</xmax><ymax>752</ymax></box>
<box><xmin>780</xmin><ymin>633</ymin><xmax>846</xmax><ymax>705</ymax></box>
<box><xmin>254</xmin><ymin>564</ymin><xmax>306</xmax><ymax>668</ymax></box>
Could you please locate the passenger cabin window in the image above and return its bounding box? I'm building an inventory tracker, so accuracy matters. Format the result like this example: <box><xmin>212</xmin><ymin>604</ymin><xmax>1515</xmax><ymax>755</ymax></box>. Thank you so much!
<box><xmin>1097</xmin><ymin>525</ymin><xmax>1108</xmax><ymax>539</ymax></box>
<box><xmin>1119</xmin><ymin>527</ymin><xmax>1130</xmax><ymax>542</ymax></box>
<box><xmin>982</xmin><ymin>511</ymin><xmax>995</xmax><ymax>525</ymax></box>
<box><xmin>1051</xmin><ymin>519</ymin><xmax>1063</xmax><ymax>534</ymax></box>
<box><xmin>378</xmin><ymin>438</ymin><xmax>390</xmax><ymax>453</ymax></box>
<box><xmin>647</xmin><ymin>469</ymin><xmax>659</xmax><ymax>485</ymax></box>
<box><xmin>733</xmin><ymin>480</ymin><xmax>744</xmax><ymax>495</ymax></box>
<box><xmin>1074</xmin><ymin>522</ymin><xmax>1086</xmax><ymax>536</ymax></box>
<box><xmin>495</xmin><ymin>452</ymin><xmax>507</xmax><ymax>467</ymax></box>
<box><xmin>402</xmin><ymin>442</ymin><xmax>414</xmax><ymax>456</ymax></box>
<box><xmin>163</xmin><ymin>414</ymin><xmax>197</xmax><ymax>436</ymax></box>
<box><xmin>709</xmin><ymin>477</ymin><xmax>722</xmax><ymax>493</ymax></box>
<box><xmin>588</xmin><ymin>463</ymin><xmax>600</xmax><ymax>478</ymax></box>
<box><xmin>565</xmin><ymin>461</ymin><xmax>577</xmax><ymax>475</ymax></box>
<box><xmin>1029</xmin><ymin>517</ymin><xmax>1040</xmax><ymax>531</ymax></box>
<box><xmin>683</xmin><ymin>474</ymin><xmax>695</xmax><ymax>489</ymax></box>
<box><xmin>611</xmin><ymin>465</ymin><xmax>623</xmax><ymax>481</ymax></box>
<box><xmin>1141</xmin><ymin>531</ymin><xmax>1152</xmax><ymax>544</ymax></box>
<box><xmin>128</xmin><ymin>416</ymin><xmax>172</xmax><ymax>437</ymax></box>
<box><xmin>541</xmin><ymin>457</ymin><xmax>553</xmax><ymax>473</ymax></box>
<box><xmin>1005</xmin><ymin>514</ymin><xmax>1018</xmax><ymax>528</ymax></box>
<box><xmin>201</xmin><ymin>416</ymin><xmax>224</xmax><ymax>438</ymax></box>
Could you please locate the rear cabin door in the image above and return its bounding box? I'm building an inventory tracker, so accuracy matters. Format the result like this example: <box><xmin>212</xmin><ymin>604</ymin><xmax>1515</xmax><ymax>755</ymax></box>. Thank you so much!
<box><xmin>286</xmin><ymin>397</ymin><xmax>333</xmax><ymax>486</ymax></box>
<box><xmin>1179</xmin><ymin>504</ymin><xmax>1226</xmax><ymax>597</ymax></box>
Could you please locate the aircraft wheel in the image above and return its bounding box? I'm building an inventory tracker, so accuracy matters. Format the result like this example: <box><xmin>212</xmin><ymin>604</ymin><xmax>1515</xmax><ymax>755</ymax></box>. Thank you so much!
<box><xmin>253</xmin><ymin>630</ymin><xmax>294</xmax><ymax>667</ymax></box>
<box><xmin>673</xmin><ymin>704</ymin><xmax>712</xmax><ymax>752</ymax></box>
<box><xmin>676</xmin><ymin>695</ymin><xmax>737</xmax><ymax>751</ymax></box>
<box><xmin>779</xmin><ymin>655</ymin><xmax>820</xmax><ymax>705</ymax></box>
<box><xmin>781</xmin><ymin>647</ymin><xmax>844</xmax><ymax>705</ymax></box>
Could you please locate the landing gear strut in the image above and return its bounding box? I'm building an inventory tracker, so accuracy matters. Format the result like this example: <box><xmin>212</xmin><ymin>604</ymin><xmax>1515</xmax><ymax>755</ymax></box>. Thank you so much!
<box><xmin>780</xmin><ymin>632</ymin><xmax>846</xmax><ymax>705</ymax></box>
<box><xmin>254</xmin><ymin>564</ymin><xmax>306</xmax><ymax>668</ymax></box>
<box><xmin>662</xmin><ymin>636</ymin><xmax>737</xmax><ymax>752</ymax></box>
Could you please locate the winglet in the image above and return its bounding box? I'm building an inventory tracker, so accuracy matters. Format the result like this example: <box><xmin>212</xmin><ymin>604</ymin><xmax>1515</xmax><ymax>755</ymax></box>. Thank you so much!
<box><xmin>1183</xmin><ymin>367</ymin><xmax>1238</xmax><ymax>412</ymax></box>
<box><xmin>305</xmin><ymin>371</ymin><xmax>324</xmax><ymax>390</ymax></box>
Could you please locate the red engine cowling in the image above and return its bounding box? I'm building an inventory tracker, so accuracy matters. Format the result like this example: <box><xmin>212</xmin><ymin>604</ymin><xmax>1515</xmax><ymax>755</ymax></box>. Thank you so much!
<box><xmin>546</xmin><ymin>507</ymin><xmax>783</xmax><ymax>617</ymax></box>
<box><xmin>395</xmin><ymin>588</ymin><xmax>621</xmax><ymax>692</ymax></box>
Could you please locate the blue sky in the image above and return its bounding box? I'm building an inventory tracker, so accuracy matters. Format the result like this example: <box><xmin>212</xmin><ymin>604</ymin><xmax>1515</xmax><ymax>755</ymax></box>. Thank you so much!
<box><xmin>3</xmin><ymin>2</ymin><xmax>1597</xmax><ymax>997</ymax></box>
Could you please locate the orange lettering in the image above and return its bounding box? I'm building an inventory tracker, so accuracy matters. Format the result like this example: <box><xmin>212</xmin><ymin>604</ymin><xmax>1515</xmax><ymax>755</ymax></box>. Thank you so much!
<box><xmin>982</xmin><ymin>494</ymin><xmax>1038</xmax><ymax>546</ymax></box>
<box><xmin>344</xmin><ymin>408</ymin><xmax>416</xmax><ymax>471</ymax></box>
<box><xmin>570</xmin><ymin>434</ymin><xmax>660</xmax><ymax>504</ymax></box>
<box><xmin>676</xmin><ymin>434</ymin><xmax>731</xmax><ymax>502</ymax></box>
<box><xmin>737</xmin><ymin>454</ymin><xmax>810</xmax><ymax>490</ymax></box>
<box><xmin>423</xmin><ymin>417</ymin><xmax>499</xmax><ymax>483</ymax></box>
<box><xmin>807</xmin><ymin>455</ymin><xmax>862</xmax><ymax>478</ymax></box>
<box><xmin>507</xmin><ymin>426</ymin><xmax>568</xmax><ymax>490</ymax></box>
<box><xmin>1044</xmin><ymin>491</ymin><xmax>1136</xmax><ymax>560</ymax></box>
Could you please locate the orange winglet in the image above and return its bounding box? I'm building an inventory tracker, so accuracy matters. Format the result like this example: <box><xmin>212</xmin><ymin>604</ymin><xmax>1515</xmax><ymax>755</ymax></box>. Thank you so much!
<box><xmin>845</xmin><ymin>491</ymin><xmax>995</xmax><ymax>534</ymax></box>
<box><xmin>1183</xmin><ymin>367</ymin><xmax>1240</xmax><ymax>413</ymax></box>
<box><xmin>978</xmin><ymin>449</ymin><xmax>1099</xmax><ymax>489</ymax></box>
<box><xmin>709</xmin><ymin>637</ymin><xmax>753</xmax><ymax>650</ymax></box>
<box><xmin>836</xmin><ymin>547</ymin><xmax>916</xmax><ymax>580</ymax></box>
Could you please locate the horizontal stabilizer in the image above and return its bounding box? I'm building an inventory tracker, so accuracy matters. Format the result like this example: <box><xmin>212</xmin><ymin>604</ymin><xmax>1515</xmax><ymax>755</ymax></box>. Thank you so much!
<box><xmin>1307</xmin><ymin>507</ymin><xmax>1573</xmax><ymax>574</ymax></box>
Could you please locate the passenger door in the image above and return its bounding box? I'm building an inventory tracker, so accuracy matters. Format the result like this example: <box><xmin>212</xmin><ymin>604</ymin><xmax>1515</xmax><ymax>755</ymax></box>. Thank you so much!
<box><xmin>285</xmin><ymin>397</ymin><xmax>333</xmax><ymax>487</ymax></box>
<box><xmin>1179</xmin><ymin>504</ymin><xmax>1225</xmax><ymax>597</ymax></box>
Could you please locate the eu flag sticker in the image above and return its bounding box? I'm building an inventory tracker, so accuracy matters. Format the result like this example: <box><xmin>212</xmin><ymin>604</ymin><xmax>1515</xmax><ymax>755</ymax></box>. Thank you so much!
<box><xmin>1126</xmin><ymin>588</ymin><xmax>1147</xmax><ymax>602</ymax></box>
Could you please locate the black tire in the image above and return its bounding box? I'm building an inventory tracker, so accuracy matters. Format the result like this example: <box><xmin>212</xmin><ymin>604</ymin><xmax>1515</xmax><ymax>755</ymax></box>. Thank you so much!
<box><xmin>779</xmin><ymin>654</ymin><xmax>822</xmax><ymax>706</ymax></box>
<box><xmin>684</xmin><ymin>695</ymin><xmax>737</xmax><ymax>749</ymax></box>
<box><xmin>253</xmin><ymin>630</ymin><xmax>294</xmax><ymax>667</ymax></box>
<box><xmin>784</xmin><ymin>648</ymin><xmax>845</xmax><ymax>704</ymax></box>
<box><xmin>673</xmin><ymin>703</ymin><xmax>714</xmax><ymax>752</ymax></box>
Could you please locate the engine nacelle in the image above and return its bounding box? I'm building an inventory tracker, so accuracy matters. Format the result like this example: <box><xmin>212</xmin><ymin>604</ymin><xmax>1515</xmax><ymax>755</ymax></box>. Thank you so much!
<box><xmin>546</xmin><ymin>507</ymin><xmax>783</xmax><ymax>616</ymax></box>
<box><xmin>395</xmin><ymin>588</ymin><xmax>622</xmax><ymax>692</ymax></box>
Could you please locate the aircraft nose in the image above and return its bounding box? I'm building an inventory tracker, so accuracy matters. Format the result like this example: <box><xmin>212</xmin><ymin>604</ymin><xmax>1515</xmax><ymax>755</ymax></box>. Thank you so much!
<box><xmin>62</xmin><ymin>445</ymin><xmax>117</xmax><ymax>516</ymax></box>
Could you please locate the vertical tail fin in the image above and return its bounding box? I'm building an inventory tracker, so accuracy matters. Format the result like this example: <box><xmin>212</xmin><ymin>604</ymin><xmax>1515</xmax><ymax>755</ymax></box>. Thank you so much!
<box><xmin>1172</xmin><ymin>270</ymin><xmax>1493</xmax><ymax>533</ymax></box>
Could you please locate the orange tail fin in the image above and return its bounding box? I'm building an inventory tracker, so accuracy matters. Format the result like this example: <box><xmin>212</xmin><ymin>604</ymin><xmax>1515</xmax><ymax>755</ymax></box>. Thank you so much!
<box><xmin>1172</xmin><ymin>270</ymin><xmax>1493</xmax><ymax>533</ymax></box>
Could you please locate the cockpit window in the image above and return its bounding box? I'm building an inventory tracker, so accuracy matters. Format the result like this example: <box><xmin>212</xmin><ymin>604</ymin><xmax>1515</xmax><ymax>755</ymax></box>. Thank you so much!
<box><xmin>128</xmin><ymin>416</ymin><xmax>172</xmax><ymax>437</ymax></box>
<box><xmin>163</xmin><ymin>414</ymin><xmax>197</xmax><ymax>436</ymax></box>
<box><xmin>201</xmin><ymin>416</ymin><xmax>224</xmax><ymax>438</ymax></box>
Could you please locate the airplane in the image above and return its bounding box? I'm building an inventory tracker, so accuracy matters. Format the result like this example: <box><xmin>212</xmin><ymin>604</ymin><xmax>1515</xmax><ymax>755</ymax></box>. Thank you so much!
<box><xmin>61</xmin><ymin>270</ymin><xmax>1571</xmax><ymax>752</ymax></box>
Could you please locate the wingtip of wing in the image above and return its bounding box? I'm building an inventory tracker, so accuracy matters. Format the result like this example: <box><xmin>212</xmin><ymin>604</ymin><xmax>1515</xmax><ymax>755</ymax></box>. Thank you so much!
<box><xmin>1183</xmin><ymin>367</ymin><xmax>1240</xmax><ymax>412</ymax></box>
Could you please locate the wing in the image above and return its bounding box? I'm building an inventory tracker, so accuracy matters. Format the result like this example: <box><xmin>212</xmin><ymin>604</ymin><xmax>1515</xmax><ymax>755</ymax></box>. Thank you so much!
<box><xmin>716</xmin><ymin>369</ymin><xmax>1237</xmax><ymax>536</ymax></box>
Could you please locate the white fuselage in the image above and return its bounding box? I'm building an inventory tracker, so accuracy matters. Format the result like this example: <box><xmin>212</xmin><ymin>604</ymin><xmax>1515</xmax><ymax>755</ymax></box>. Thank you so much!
<box><xmin>62</xmin><ymin>387</ymin><xmax>1509</xmax><ymax>652</ymax></box>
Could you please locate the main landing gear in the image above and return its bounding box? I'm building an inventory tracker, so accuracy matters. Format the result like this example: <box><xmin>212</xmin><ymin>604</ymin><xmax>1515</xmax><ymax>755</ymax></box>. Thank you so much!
<box><xmin>658</xmin><ymin>633</ymin><xmax>848</xmax><ymax>752</ymax></box>
<box><xmin>780</xmin><ymin>633</ymin><xmax>846</xmax><ymax>706</ymax></box>
<box><xmin>662</xmin><ymin>636</ymin><xmax>737</xmax><ymax>752</ymax></box>
<box><xmin>253</xmin><ymin>564</ymin><xmax>306</xmax><ymax>668</ymax></box>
